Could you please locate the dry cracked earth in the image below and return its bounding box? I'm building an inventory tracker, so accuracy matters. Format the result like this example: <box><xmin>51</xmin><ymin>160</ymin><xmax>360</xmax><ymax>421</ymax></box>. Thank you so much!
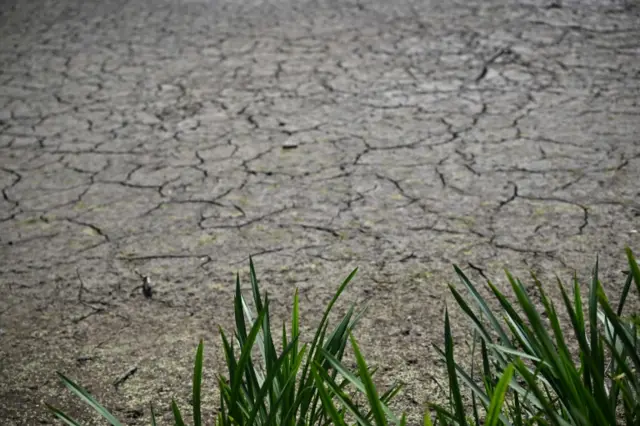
<box><xmin>1</xmin><ymin>0</ymin><xmax>639</xmax><ymax>424</ymax></box>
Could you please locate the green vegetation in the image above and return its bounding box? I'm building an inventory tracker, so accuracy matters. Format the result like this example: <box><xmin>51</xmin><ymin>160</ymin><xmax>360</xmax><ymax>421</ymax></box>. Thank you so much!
<box><xmin>427</xmin><ymin>247</ymin><xmax>640</xmax><ymax>426</ymax></box>
<box><xmin>47</xmin><ymin>249</ymin><xmax>640</xmax><ymax>425</ymax></box>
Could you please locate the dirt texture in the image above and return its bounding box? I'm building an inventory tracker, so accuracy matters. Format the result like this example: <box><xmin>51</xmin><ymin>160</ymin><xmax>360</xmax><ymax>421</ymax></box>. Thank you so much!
<box><xmin>1</xmin><ymin>0</ymin><xmax>639</xmax><ymax>424</ymax></box>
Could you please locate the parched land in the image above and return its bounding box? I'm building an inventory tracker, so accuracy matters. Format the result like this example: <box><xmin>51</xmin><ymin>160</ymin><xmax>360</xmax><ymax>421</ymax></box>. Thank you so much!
<box><xmin>1</xmin><ymin>0</ymin><xmax>639</xmax><ymax>424</ymax></box>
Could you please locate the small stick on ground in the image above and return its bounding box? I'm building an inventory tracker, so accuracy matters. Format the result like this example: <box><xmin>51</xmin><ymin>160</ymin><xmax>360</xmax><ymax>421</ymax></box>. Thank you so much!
<box><xmin>113</xmin><ymin>365</ymin><xmax>138</xmax><ymax>389</ymax></box>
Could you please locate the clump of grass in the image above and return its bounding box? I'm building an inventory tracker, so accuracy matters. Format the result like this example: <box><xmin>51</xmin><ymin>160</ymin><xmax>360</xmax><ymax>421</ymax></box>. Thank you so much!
<box><xmin>46</xmin><ymin>248</ymin><xmax>640</xmax><ymax>426</ymax></box>
<box><xmin>428</xmin><ymin>247</ymin><xmax>640</xmax><ymax>425</ymax></box>
<box><xmin>47</xmin><ymin>258</ymin><xmax>401</xmax><ymax>425</ymax></box>
<box><xmin>213</xmin><ymin>259</ymin><xmax>401</xmax><ymax>426</ymax></box>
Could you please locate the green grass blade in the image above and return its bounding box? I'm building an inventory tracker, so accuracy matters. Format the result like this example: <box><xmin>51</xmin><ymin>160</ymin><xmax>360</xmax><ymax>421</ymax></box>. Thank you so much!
<box><xmin>504</xmin><ymin>272</ymin><xmax>551</xmax><ymax>355</ymax></box>
<box><xmin>237</xmin><ymin>297</ymin><xmax>263</xmax><ymax>403</ymax></box>
<box><xmin>485</xmin><ymin>280</ymin><xmax>536</xmax><ymax>354</ymax></box>
<box><xmin>281</xmin><ymin>319</ymin><xmax>293</xmax><ymax>417</ymax></box>
<box><xmin>259</xmin><ymin>293</ymin><xmax>280</xmax><ymax>404</ymax></box>
<box><xmin>290</xmin><ymin>287</ymin><xmax>300</xmax><ymax>410</ymax></box>
<box><xmin>625</xmin><ymin>247</ymin><xmax>640</xmax><ymax>296</ymax></box>
<box><xmin>246</xmin><ymin>262</ymin><xmax>280</xmax><ymax>393</ymax></box>
<box><xmin>311</xmin><ymin>367</ymin><xmax>349</xmax><ymax>426</ymax></box>
<box><xmin>297</xmin><ymin>267</ymin><xmax>358</xmax><ymax>423</ymax></box>
<box><xmin>264</xmin><ymin>366</ymin><xmax>304</xmax><ymax>426</ymax></box>
<box><xmin>443</xmin><ymin>308</ymin><xmax>467</xmax><ymax>426</ymax></box>
<box><xmin>193</xmin><ymin>339</ymin><xmax>204</xmax><ymax>426</ymax></box>
<box><xmin>423</xmin><ymin>412</ymin><xmax>434</xmax><ymax>426</ymax></box>
<box><xmin>320</xmin><ymin>347</ymin><xmax>400</xmax><ymax>423</ymax></box>
<box><xmin>601</xmin><ymin>333</ymin><xmax>639</xmax><ymax>393</ymax></box>
<box><xmin>279</xmin><ymin>344</ymin><xmax>309</xmax><ymax>425</ymax></box>
<box><xmin>486</xmin><ymin>344</ymin><xmax>548</xmax><ymax>365</ymax></box>
<box><xmin>235</xmin><ymin>273</ymin><xmax>249</xmax><ymax>347</ymax></box>
<box><xmin>399</xmin><ymin>414</ymin><xmax>407</xmax><ymax>426</ymax></box>
<box><xmin>616</xmin><ymin>271</ymin><xmax>634</xmax><ymax>317</ymax></box>
<box><xmin>45</xmin><ymin>404</ymin><xmax>82</xmax><ymax>426</ymax></box>
<box><xmin>448</xmin><ymin>284</ymin><xmax>495</xmax><ymax>345</ymax></box>
<box><xmin>611</xmin><ymin>268</ymin><xmax>635</xmax><ymax>411</ymax></box>
<box><xmin>247</xmin><ymin>336</ymin><xmax>300</xmax><ymax>426</ymax></box>
<box><xmin>597</xmin><ymin>289</ymin><xmax>640</xmax><ymax>371</ymax></box>
<box><xmin>55</xmin><ymin>372</ymin><xmax>123</xmax><ymax>426</ymax></box>
<box><xmin>511</xmin><ymin>359</ymin><xmax>573</xmax><ymax>426</ymax></box>
<box><xmin>531</xmin><ymin>274</ymin><xmax>573</xmax><ymax>366</ymax></box>
<box><xmin>249</xmin><ymin>256</ymin><xmax>264</xmax><ymax>314</ymax></box>
<box><xmin>219</xmin><ymin>328</ymin><xmax>240</xmax><ymax>404</ymax></box>
<box><xmin>292</xmin><ymin>286</ymin><xmax>300</xmax><ymax>342</ymax></box>
<box><xmin>150</xmin><ymin>403</ymin><xmax>157</xmax><ymax>426</ymax></box>
<box><xmin>481</xmin><ymin>338</ymin><xmax>494</xmax><ymax>392</ymax></box>
<box><xmin>282</xmin><ymin>319</ymin><xmax>289</xmax><ymax>369</ymax></box>
<box><xmin>567</xmin><ymin>277</ymin><xmax>618</xmax><ymax>420</ymax></box>
<box><xmin>244</xmin><ymin>259</ymin><xmax>274</xmax><ymax>403</ymax></box>
<box><xmin>321</xmin><ymin>306</ymin><xmax>355</xmax><ymax>373</ymax></box>
<box><xmin>568</xmin><ymin>274</ymin><xmax>591</xmax><ymax>393</ymax></box>
<box><xmin>474</xmin><ymin>338</ymin><xmax>487</xmax><ymax>423</ymax></box>
<box><xmin>231</xmin><ymin>306</ymin><xmax>269</xmax><ymax>421</ymax></box>
<box><xmin>219</xmin><ymin>327</ymin><xmax>235</xmax><ymax>375</ymax></box>
<box><xmin>533</xmin><ymin>275</ymin><xmax>610</xmax><ymax>421</ymax></box>
<box><xmin>379</xmin><ymin>381</ymin><xmax>403</xmax><ymax>407</ymax></box>
<box><xmin>589</xmin><ymin>257</ymin><xmax>604</xmax><ymax>387</ymax></box>
<box><xmin>502</xmin><ymin>315</ymin><xmax>537</xmax><ymax>360</ymax></box>
<box><xmin>485</xmin><ymin>364</ymin><xmax>514</xmax><ymax>426</ymax></box>
<box><xmin>434</xmin><ymin>344</ymin><xmax>540</xmax><ymax>417</ymax></box>
<box><xmin>453</xmin><ymin>266</ymin><xmax>511</xmax><ymax>346</ymax></box>
<box><xmin>350</xmin><ymin>333</ymin><xmax>388</xmax><ymax>426</ymax></box>
<box><xmin>559</xmin><ymin>278</ymin><xmax>597</xmax><ymax>392</ymax></box>
<box><xmin>506</xmin><ymin>273</ymin><xmax>593</xmax><ymax>419</ymax></box>
<box><xmin>512</xmin><ymin>393</ymin><xmax>523</xmax><ymax>426</ymax></box>
<box><xmin>313</xmin><ymin>361</ymin><xmax>373</xmax><ymax>426</ymax></box>
<box><xmin>429</xmin><ymin>403</ymin><xmax>461</xmax><ymax>425</ymax></box>
<box><xmin>171</xmin><ymin>399</ymin><xmax>186</xmax><ymax>426</ymax></box>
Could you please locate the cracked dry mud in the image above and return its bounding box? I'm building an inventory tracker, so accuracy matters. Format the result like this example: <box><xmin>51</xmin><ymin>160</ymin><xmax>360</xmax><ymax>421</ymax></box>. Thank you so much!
<box><xmin>1</xmin><ymin>0</ymin><xmax>639</xmax><ymax>424</ymax></box>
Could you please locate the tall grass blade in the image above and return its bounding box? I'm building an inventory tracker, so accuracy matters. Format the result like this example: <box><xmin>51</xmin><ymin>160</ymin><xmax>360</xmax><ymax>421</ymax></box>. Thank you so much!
<box><xmin>311</xmin><ymin>367</ymin><xmax>348</xmax><ymax>426</ymax></box>
<box><xmin>617</xmin><ymin>271</ymin><xmax>634</xmax><ymax>316</ymax></box>
<box><xmin>444</xmin><ymin>308</ymin><xmax>467</xmax><ymax>426</ymax></box>
<box><xmin>423</xmin><ymin>412</ymin><xmax>434</xmax><ymax>426</ymax></box>
<box><xmin>150</xmin><ymin>403</ymin><xmax>157</xmax><ymax>426</ymax></box>
<box><xmin>45</xmin><ymin>404</ymin><xmax>82</xmax><ymax>426</ymax></box>
<box><xmin>230</xmin><ymin>306</ymin><xmax>268</xmax><ymax>422</ymax></box>
<box><xmin>193</xmin><ymin>339</ymin><xmax>204</xmax><ymax>426</ymax></box>
<box><xmin>171</xmin><ymin>399</ymin><xmax>186</xmax><ymax>426</ymax></box>
<box><xmin>320</xmin><ymin>348</ymin><xmax>400</xmax><ymax>423</ymax></box>
<box><xmin>235</xmin><ymin>274</ymin><xmax>249</xmax><ymax>347</ymax></box>
<box><xmin>55</xmin><ymin>372</ymin><xmax>123</xmax><ymax>426</ymax></box>
<box><xmin>296</xmin><ymin>267</ymin><xmax>358</xmax><ymax>423</ymax></box>
<box><xmin>511</xmin><ymin>359</ymin><xmax>572</xmax><ymax>426</ymax></box>
<box><xmin>485</xmin><ymin>280</ymin><xmax>535</xmax><ymax>353</ymax></box>
<box><xmin>290</xmin><ymin>287</ymin><xmax>300</xmax><ymax>410</ymax></box>
<box><xmin>625</xmin><ymin>247</ymin><xmax>640</xmax><ymax>296</ymax></box>
<box><xmin>597</xmin><ymin>290</ymin><xmax>640</xmax><ymax>372</ymax></box>
<box><xmin>448</xmin><ymin>284</ymin><xmax>494</xmax><ymax>345</ymax></box>
<box><xmin>485</xmin><ymin>364</ymin><xmax>514</xmax><ymax>426</ymax></box>
<box><xmin>313</xmin><ymin>361</ymin><xmax>373</xmax><ymax>425</ymax></box>
<box><xmin>589</xmin><ymin>257</ymin><xmax>604</xmax><ymax>389</ymax></box>
<box><xmin>247</xmin><ymin>337</ymin><xmax>299</xmax><ymax>426</ymax></box>
<box><xmin>454</xmin><ymin>266</ymin><xmax>511</xmax><ymax>347</ymax></box>
<box><xmin>350</xmin><ymin>333</ymin><xmax>388</xmax><ymax>426</ymax></box>
<box><xmin>249</xmin><ymin>256</ymin><xmax>264</xmax><ymax>314</ymax></box>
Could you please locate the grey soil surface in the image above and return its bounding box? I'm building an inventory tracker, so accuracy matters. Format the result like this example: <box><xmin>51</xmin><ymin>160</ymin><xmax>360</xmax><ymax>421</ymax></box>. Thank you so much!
<box><xmin>1</xmin><ymin>0</ymin><xmax>639</xmax><ymax>424</ymax></box>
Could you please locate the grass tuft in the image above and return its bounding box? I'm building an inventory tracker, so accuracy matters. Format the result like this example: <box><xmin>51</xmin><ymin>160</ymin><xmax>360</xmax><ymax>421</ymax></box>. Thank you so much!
<box><xmin>47</xmin><ymin>249</ymin><xmax>640</xmax><ymax>426</ymax></box>
<box><xmin>47</xmin><ymin>258</ymin><xmax>399</xmax><ymax>425</ymax></box>
<box><xmin>429</xmin><ymin>247</ymin><xmax>640</xmax><ymax>425</ymax></box>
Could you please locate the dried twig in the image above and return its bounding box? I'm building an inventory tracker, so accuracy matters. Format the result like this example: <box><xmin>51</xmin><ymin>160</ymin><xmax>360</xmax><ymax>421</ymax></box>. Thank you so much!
<box><xmin>113</xmin><ymin>365</ymin><xmax>138</xmax><ymax>389</ymax></box>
